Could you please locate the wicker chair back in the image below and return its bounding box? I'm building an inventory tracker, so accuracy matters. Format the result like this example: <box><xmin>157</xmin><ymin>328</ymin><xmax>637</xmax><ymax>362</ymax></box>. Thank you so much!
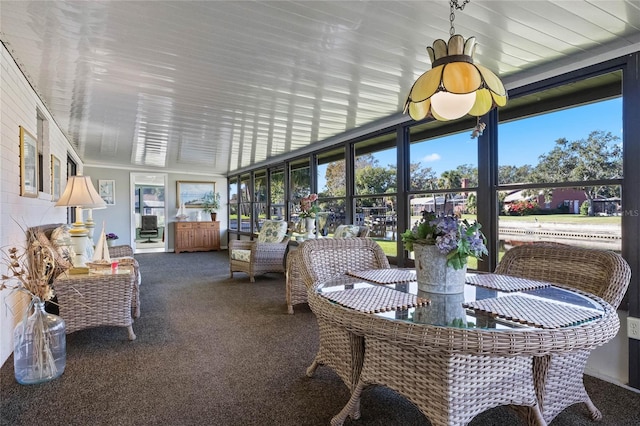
<box><xmin>299</xmin><ymin>238</ymin><xmax>389</xmax><ymax>288</ymax></box>
<box><xmin>495</xmin><ymin>243</ymin><xmax>631</xmax><ymax>309</ymax></box>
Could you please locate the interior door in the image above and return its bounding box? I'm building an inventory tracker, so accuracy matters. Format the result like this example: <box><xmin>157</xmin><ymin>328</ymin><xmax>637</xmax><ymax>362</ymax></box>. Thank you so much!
<box><xmin>131</xmin><ymin>173</ymin><xmax>168</xmax><ymax>253</ymax></box>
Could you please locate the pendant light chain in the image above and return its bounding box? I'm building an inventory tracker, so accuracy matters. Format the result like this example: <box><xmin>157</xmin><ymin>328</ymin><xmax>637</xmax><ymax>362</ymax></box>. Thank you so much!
<box><xmin>449</xmin><ymin>0</ymin><xmax>471</xmax><ymax>36</ymax></box>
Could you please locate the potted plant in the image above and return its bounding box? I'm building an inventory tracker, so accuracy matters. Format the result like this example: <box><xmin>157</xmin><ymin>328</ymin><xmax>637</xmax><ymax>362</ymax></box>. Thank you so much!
<box><xmin>202</xmin><ymin>191</ymin><xmax>221</xmax><ymax>221</ymax></box>
<box><xmin>401</xmin><ymin>211</ymin><xmax>487</xmax><ymax>293</ymax></box>
<box><xmin>297</xmin><ymin>193</ymin><xmax>319</xmax><ymax>237</ymax></box>
<box><xmin>106</xmin><ymin>232</ymin><xmax>119</xmax><ymax>247</ymax></box>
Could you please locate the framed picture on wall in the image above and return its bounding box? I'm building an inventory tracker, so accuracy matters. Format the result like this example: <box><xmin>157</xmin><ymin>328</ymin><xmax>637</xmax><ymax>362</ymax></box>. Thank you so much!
<box><xmin>51</xmin><ymin>155</ymin><xmax>61</xmax><ymax>201</ymax></box>
<box><xmin>177</xmin><ymin>181</ymin><xmax>215</xmax><ymax>208</ymax></box>
<box><xmin>98</xmin><ymin>179</ymin><xmax>116</xmax><ymax>205</ymax></box>
<box><xmin>19</xmin><ymin>126</ymin><xmax>38</xmax><ymax>197</ymax></box>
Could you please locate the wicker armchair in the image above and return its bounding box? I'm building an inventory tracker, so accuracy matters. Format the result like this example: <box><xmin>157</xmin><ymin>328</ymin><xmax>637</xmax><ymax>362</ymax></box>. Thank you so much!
<box><xmin>285</xmin><ymin>225</ymin><xmax>370</xmax><ymax>314</ymax></box>
<box><xmin>298</xmin><ymin>238</ymin><xmax>389</xmax><ymax>396</ymax></box>
<box><xmin>229</xmin><ymin>220</ymin><xmax>290</xmax><ymax>282</ymax></box>
<box><xmin>495</xmin><ymin>243</ymin><xmax>631</xmax><ymax>425</ymax></box>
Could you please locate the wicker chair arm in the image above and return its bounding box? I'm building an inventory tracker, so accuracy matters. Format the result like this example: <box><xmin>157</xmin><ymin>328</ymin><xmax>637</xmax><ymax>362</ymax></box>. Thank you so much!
<box><xmin>251</xmin><ymin>239</ymin><xmax>290</xmax><ymax>259</ymax></box>
<box><xmin>109</xmin><ymin>245</ymin><xmax>134</xmax><ymax>258</ymax></box>
<box><xmin>229</xmin><ymin>239</ymin><xmax>256</xmax><ymax>251</ymax></box>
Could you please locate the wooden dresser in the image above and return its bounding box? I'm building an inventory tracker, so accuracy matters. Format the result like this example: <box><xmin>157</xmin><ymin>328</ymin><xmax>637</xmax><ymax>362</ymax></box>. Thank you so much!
<box><xmin>174</xmin><ymin>221</ymin><xmax>220</xmax><ymax>253</ymax></box>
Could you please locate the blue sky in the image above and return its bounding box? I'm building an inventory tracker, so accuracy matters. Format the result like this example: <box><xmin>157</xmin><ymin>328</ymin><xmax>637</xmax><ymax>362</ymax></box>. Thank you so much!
<box><xmin>318</xmin><ymin>98</ymin><xmax>622</xmax><ymax>190</ymax></box>
<box><xmin>410</xmin><ymin>98</ymin><xmax>622</xmax><ymax>176</ymax></box>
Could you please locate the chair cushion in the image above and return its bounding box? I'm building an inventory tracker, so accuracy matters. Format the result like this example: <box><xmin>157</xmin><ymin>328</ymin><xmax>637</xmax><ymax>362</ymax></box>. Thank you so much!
<box><xmin>334</xmin><ymin>225</ymin><xmax>360</xmax><ymax>238</ymax></box>
<box><xmin>257</xmin><ymin>220</ymin><xmax>288</xmax><ymax>243</ymax></box>
<box><xmin>230</xmin><ymin>249</ymin><xmax>251</xmax><ymax>262</ymax></box>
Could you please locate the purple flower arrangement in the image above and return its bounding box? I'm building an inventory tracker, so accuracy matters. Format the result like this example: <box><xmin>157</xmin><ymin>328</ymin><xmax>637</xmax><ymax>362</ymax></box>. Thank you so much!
<box><xmin>401</xmin><ymin>211</ymin><xmax>487</xmax><ymax>270</ymax></box>
<box><xmin>106</xmin><ymin>233</ymin><xmax>119</xmax><ymax>240</ymax></box>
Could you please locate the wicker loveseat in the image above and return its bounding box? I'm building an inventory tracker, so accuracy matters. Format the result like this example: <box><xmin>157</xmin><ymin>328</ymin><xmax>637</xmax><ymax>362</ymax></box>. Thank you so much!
<box><xmin>27</xmin><ymin>224</ymin><xmax>141</xmax><ymax>339</ymax></box>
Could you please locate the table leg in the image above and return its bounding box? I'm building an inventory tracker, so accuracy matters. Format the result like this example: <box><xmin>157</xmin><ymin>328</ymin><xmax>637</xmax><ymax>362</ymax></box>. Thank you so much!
<box><xmin>331</xmin><ymin>381</ymin><xmax>364</xmax><ymax>426</ymax></box>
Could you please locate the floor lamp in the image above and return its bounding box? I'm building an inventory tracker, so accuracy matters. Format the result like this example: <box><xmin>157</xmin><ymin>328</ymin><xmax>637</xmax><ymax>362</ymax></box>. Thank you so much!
<box><xmin>55</xmin><ymin>175</ymin><xmax>106</xmax><ymax>267</ymax></box>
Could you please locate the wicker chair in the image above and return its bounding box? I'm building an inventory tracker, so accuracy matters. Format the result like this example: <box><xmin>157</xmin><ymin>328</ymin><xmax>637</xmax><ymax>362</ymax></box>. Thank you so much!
<box><xmin>299</xmin><ymin>238</ymin><xmax>389</xmax><ymax>406</ymax></box>
<box><xmin>494</xmin><ymin>243</ymin><xmax>631</xmax><ymax>425</ymax></box>
<box><xmin>229</xmin><ymin>219</ymin><xmax>290</xmax><ymax>282</ymax></box>
<box><xmin>285</xmin><ymin>225</ymin><xmax>370</xmax><ymax>314</ymax></box>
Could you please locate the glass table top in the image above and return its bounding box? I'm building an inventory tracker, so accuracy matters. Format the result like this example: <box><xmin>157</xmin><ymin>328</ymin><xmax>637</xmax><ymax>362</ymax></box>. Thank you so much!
<box><xmin>317</xmin><ymin>271</ymin><xmax>604</xmax><ymax>331</ymax></box>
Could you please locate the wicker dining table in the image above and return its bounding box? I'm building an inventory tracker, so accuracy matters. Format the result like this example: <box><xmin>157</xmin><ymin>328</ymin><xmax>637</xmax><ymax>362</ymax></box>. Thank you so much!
<box><xmin>307</xmin><ymin>270</ymin><xmax>620</xmax><ymax>426</ymax></box>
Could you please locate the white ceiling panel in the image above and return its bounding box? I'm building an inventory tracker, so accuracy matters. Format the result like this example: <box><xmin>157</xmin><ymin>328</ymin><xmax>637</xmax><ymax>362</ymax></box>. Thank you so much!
<box><xmin>1</xmin><ymin>0</ymin><xmax>639</xmax><ymax>175</ymax></box>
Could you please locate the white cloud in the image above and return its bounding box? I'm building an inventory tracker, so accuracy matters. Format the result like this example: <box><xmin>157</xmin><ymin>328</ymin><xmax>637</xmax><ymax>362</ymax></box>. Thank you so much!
<box><xmin>423</xmin><ymin>153</ymin><xmax>441</xmax><ymax>162</ymax></box>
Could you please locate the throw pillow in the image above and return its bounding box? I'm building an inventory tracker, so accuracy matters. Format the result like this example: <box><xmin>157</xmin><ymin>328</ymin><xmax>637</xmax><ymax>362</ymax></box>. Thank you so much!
<box><xmin>257</xmin><ymin>220</ymin><xmax>287</xmax><ymax>243</ymax></box>
<box><xmin>34</xmin><ymin>228</ymin><xmax>72</xmax><ymax>277</ymax></box>
<box><xmin>50</xmin><ymin>225</ymin><xmax>77</xmax><ymax>270</ymax></box>
<box><xmin>334</xmin><ymin>225</ymin><xmax>360</xmax><ymax>238</ymax></box>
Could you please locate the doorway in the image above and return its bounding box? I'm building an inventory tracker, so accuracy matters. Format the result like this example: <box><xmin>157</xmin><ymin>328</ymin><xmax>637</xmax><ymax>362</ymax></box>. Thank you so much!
<box><xmin>131</xmin><ymin>173</ymin><xmax>168</xmax><ymax>253</ymax></box>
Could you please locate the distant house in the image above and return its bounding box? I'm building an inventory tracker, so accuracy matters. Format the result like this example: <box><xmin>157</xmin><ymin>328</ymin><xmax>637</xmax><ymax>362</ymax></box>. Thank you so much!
<box><xmin>502</xmin><ymin>188</ymin><xmax>619</xmax><ymax>214</ymax></box>
<box><xmin>410</xmin><ymin>195</ymin><xmax>467</xmax><ymax>216</ymax></box>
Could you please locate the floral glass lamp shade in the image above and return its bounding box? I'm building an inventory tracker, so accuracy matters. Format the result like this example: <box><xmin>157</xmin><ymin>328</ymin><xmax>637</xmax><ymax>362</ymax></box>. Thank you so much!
<box><xmin>54</xmin><ymin>175</ymin><xmax>106</xmax><ymax>267</ymax></box>
<box><xmin>404</xmin><ymin>1</ymin><xmax>507</xmax><ymax>123</ymax></box>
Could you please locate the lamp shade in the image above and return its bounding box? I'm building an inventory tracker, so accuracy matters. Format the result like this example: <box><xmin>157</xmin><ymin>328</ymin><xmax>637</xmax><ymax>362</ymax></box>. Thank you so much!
<box><xmin>404</xmin><ymin>35</ymin><xmax>507</xmax><ymax>122</ymax></box>
<box><xmin>55</xmin><ymin>176</ymin><xmax>106</xmax><ymax>208</ymax></box>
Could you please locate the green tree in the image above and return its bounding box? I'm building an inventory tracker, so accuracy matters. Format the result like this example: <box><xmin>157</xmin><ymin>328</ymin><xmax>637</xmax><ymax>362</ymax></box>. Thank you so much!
<box><xmin>439</xmin><ymin>170</ymin><xmax>462</xmax><ymax>215</ymax></box>
<box><xmin>410</xmin><ymin>162</ymin><xmax>437</xmax><ymax>190</ymax></box>
<box><xmin>322</xmin><ymin>160</ymin><xmax>346</xmax><ymax>197</ymax></box>
<box><xmin>499</xmin><ymin>164</ymin><xmax>535</xmax><ymax>184</ymax></box>
<box><xmin>532</xmin><ymin>130</ymin><xmax>622</xmax><ymax>215</ymax></box>
<box><xmin>454</xmin><ymin>164</ymin><xmax>478</xmax><ymax>188</ymax></box>
<box><xmin>269</xmin><ymin>171</ymin><xmax>285</xmax><ymax>204</ymax></box>
<box><xmin>355</xmin><ymin>164</ymin><xmax>396</xmax><ymax>196</ymax></box>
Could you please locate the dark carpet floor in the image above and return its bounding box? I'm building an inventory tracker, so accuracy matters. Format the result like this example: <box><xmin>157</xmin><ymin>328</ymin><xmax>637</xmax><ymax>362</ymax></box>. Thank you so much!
<box><xmin>1</xmin><ymin>251</ymin><xmax>639</xmax><ymax>426</ymax></box>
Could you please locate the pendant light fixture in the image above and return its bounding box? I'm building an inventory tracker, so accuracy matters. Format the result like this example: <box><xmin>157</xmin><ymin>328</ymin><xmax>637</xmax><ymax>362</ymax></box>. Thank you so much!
<box><xmin>404</xmin><ymin>0</ymin><xmax>507</xmax><ymax>125</ymax></box>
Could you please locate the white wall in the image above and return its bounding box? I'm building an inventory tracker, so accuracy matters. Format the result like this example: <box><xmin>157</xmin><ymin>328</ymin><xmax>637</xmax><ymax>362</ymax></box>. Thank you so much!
<box><xmin>0</xmin><ymin>44</ymin><xmax>82</xmax><ymax>367</ymax></box>
<box><xmin>83</xmin><ymin>168</ymin><xmax>228</xmax><ymax>251</ymax></box>
<box><xmin>586</xmin><ymin>311</ymin><xmax>630</xmax><ymax>386</ymax></box>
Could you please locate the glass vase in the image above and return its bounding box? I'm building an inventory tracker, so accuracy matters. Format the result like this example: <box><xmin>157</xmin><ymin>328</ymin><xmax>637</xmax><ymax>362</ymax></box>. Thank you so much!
<box><xmin>13</xmin><ymin>298</ymin><xmax>66</xmax><ymax>385</ymax></box>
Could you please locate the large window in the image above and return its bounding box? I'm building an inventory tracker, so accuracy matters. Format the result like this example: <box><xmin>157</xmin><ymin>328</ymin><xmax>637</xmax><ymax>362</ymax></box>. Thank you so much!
<box><xmin>497</xmin><ymin>73</ymin><xmax>622</xmax><ymax>257</ymax></box>
<box><xmin>228</xmin><ymin>64</ymin><xmax>628</xmax><ymax>270</ymax></box>
<box><xmin>239</xmin><ymin>174</ymin><xmax>251</xmax><ymax>233</ymax></box>
<box><xmin>409</xmin><ymin>130</ymin><xmax>478</xmax><ymax>192</ymax></box>
<box><xmin>317</xmin><ymin>147</ymin><xmax>346</xmax><ymax>233</ymax></box>
<box><xmin>354</xmin><ymin>133</ymin><xmax>398</xmax><ymax>257</ymax></box>
<box><xmin>228</xmin><ymin>177</ymin><xmax>238</xmax><ymax>231</ymax></box>
<box><xmin>270</xmin><ymin>167</ymin><xmax>286</xmax><ymax>220</ymax></box>
<box><xmin>289</xmin><ymin>158</ymin><xmax>311</xmax><ymax>226</ymax></box>
<box><xmin>254</xmin><ymin>170</ymin><xmax>267</xmax><ymax>231</ymax></box>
